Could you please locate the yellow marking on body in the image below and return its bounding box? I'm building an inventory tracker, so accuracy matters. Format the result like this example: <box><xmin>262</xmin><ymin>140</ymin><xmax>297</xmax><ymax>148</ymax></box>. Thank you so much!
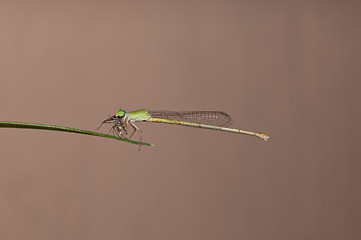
<box><xmin>148</xmin><ymin>117</ymin><xmax>269</xmax><ymax>141</ymax></box>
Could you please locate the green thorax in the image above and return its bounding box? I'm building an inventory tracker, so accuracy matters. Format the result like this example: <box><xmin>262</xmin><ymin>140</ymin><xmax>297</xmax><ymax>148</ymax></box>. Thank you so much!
<box><xmin>121</xmin><ymin>109</ymin><xmax>150</xmax><ymax>121</ymax></box>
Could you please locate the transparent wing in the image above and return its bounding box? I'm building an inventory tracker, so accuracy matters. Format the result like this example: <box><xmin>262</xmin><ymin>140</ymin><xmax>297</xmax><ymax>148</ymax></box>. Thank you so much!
<box><xmin>148</xmin><ymin>110</ymin><xmax>232</xmax><ymax>127</ymax></box>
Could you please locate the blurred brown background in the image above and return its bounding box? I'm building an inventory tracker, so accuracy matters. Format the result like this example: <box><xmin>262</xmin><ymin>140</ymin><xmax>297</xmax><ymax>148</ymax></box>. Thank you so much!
<box><xmin>0</xmin><ymin>1</ymin><xmax>360</xmax><ymax>239</ymax></box>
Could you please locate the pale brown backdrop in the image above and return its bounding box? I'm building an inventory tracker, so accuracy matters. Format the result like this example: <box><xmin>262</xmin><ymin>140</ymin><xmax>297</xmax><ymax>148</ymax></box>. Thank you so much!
<box><xmin>1</xmin><ymin>1</ymin><xmax>360</xmax><ymax>240</ymax></box>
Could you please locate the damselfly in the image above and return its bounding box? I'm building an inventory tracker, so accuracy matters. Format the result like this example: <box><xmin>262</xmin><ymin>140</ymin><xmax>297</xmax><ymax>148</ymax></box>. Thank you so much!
<box><xmin>99</xmin><ymin>109</ymin><xmax>269</xmax><ymax>141</ymax></box>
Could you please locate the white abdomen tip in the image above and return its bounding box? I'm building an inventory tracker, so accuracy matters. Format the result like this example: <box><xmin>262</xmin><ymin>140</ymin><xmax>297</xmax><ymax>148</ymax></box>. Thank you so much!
<box><xmin>256</xmin><ymin>133</ymin><xmax>270</xmax><ymax>141</ymax></box>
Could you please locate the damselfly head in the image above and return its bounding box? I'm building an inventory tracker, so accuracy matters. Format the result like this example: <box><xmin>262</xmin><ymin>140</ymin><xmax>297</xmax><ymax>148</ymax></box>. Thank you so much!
<box><xmin>117</xmin><ymin>109</ymin><xmax>126</xmax><ymax>117</ymax></box>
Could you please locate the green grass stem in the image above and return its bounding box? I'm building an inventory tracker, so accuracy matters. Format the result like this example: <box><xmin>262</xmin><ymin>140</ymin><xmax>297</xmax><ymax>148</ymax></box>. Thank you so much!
<box><xmin>0</xmin><ymin>121</ymin><xmax>152</xmax><ymax>146</ymax></box>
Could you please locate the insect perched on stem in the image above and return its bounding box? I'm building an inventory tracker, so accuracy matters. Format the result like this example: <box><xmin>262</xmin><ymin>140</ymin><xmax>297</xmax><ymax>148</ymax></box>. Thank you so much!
<box><xmin>98</xmin><ymin>108</ymin><xmax>270</xmax><ymax>142</ymax></box>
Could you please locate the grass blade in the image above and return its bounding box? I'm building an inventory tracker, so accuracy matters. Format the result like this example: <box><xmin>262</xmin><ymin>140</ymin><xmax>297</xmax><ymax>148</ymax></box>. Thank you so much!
<box><xmin>0</xmin><ymin>121</ymin><xmax>152</xmax><ymax>146</ymax></box>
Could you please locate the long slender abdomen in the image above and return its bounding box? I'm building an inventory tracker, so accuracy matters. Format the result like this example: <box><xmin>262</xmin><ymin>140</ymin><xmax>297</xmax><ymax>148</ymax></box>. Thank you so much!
<box><xmin>148</xmin><ymin>117</ymin><xmax>269</xmax><ymax>141</ymax></box>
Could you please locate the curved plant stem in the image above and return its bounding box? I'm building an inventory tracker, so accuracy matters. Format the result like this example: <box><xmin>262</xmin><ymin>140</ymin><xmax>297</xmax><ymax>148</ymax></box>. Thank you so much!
<box><xmin>0</xmin><ymin>121</ymin><xmax>152</xmax><ymax>146</ymax></box>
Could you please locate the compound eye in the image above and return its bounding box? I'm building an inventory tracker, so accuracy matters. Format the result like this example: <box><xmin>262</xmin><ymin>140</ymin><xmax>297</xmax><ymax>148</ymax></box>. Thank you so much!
<box><xmin>117</xmin><ymin>109</ymin><xmax>126</xmax><ymax>117</ymax></box>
